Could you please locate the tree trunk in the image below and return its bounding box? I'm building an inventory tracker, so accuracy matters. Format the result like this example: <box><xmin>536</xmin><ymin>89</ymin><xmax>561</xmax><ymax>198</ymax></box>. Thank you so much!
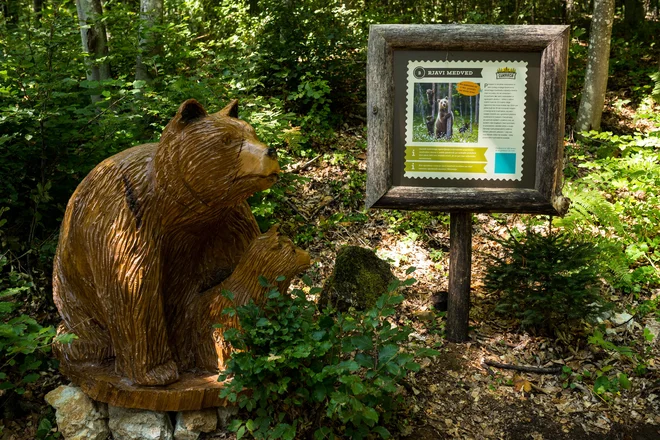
<box><xmin>33</xmin><ymin>0</ymin><xmax>43</xmax><ymax>21</ymax></box>
<box><xmin>565</xmin><ymin>0</ymin><xmax>575</xmax><ymax>24</ymax></box>
<box><xmin>76</xmin><ymin>0</ymin><xmax>110</xmax><ymax>103</ymax></box>
<box><xmin>624</xmin><ymin>0</ymin><xmax>645</xmax><ymax>31</ymax></box>
<box><xmin>136</xmin><ymin>0</ymin><xmax>163</xmax><ymax>83</ymax></box>
<box><xmin>247</xmin><ymin>0</ymin><xmax>259</xmax><ymax>15</ymax></box>
<box><xmin>575</xmin><ymin>0</ymin><xmax>615</xmax><ymax>132</ymax></box>
<box><xmin>1</xmin><ymin>0</ymin><xmax>20</xmax><ymax>27</ymax></box>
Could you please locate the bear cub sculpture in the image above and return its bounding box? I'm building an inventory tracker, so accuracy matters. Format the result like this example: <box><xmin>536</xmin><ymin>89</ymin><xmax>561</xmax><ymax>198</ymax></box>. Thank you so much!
<box><xmin>53</xmin><ymin>99</ymin><xmax>309</xmax><ymax>386</ymax></box>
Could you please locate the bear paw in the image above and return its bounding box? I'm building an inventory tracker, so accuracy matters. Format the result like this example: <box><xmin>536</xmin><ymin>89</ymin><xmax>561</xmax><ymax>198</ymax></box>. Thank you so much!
<box><xmin>133</xmin><ymin>360</ymin><xmax>179</xmax><ymax>386</ymax></box>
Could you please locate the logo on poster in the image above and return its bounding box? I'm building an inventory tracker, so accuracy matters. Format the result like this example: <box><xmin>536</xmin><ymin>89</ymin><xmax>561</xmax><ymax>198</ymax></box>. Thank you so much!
<box><xmin>496</xmin><ymin>67</ymin><xmax>517</xmax><ymax>80</ymax></box>
<box><xmin>413</xmin><ymin>67</ymin><xmax>426</xmax><ymax>79</ymax></box>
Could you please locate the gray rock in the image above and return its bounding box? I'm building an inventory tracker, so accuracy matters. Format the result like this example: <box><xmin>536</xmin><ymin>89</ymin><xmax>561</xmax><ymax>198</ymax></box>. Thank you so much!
<box><xmin>44</xmin><ymin>385</ymin><xmax>110</xmax><ymax>440</ymax></box>
<box><xmin>174</xmin><ymin>409</ymin><xmax>217</xmax><ymax>440</ymax></box>
<box><xmin>108</xmin><ymin>406</ymin><xmax>173</xmax><ymax>440</ymax></box>
<box><xmin>319</xmin><ymin>246</ymin><xmax>396</xmax><ymax>311</ymax></box>
<box><xmin>216</xmin><ymin>406</ymin><xmax>238</xmax><ymax>429</ymax></box>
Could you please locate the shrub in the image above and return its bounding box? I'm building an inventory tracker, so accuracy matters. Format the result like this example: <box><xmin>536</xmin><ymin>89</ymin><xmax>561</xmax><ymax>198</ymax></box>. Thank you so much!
<box><xmin>0</xmin><ymin>258</ymin><xmax>70</xmax><ymax>396</ymax></box>
<box><xmin>218</xmin><ymin>272</ymin><xmax>437</xmax><ymax>440</ymax></box>
<box><xmin>484</xmin><ymin>228</ymin><xmax>611</xmax><ymax>332</ymax></box>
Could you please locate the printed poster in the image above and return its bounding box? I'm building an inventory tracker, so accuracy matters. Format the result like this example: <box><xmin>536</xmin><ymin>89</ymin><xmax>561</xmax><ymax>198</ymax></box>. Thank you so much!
<box><xmin>405</xmin><ymin>60</ymin><xmax>528</xmax><ymax>180</ymax></box>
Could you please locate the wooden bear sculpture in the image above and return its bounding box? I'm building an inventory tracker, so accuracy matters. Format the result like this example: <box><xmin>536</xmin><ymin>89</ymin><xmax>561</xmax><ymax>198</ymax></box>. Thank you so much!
<box><xmin>52</xmin><ymin>99</ymin><xmax>309</xmax><ymax>392</ymax></box>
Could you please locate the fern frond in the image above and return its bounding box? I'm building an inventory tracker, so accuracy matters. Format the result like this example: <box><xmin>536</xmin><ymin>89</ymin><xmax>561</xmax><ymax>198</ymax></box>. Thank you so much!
<box><xmin>555</xmin><ymin>186</ymin><xmax>625</xmax><ymax>236</ymax></box>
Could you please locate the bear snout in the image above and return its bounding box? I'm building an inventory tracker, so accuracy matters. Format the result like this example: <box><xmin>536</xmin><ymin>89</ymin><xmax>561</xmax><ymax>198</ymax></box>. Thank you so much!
<box><xmin>238</xmin><ymin>140</ymin><xmax>281</xmax><ymax>179</ymax></box>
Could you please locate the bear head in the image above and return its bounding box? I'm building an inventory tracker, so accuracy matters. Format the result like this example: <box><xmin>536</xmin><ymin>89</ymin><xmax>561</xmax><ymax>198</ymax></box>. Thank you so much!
<box><xmin>235</xmin><ymin>224</ymin><xmax>311</xmax><ymax>297</ymax></box>
<box><xmin>156</xmin><ymin>99</ymin><xmax>280</xmax><ymax>209</ymax></box>
<box><xmin>438</xmin><ymin>97</ymin><xmax>449</xmax><ymax>112</ymax></box>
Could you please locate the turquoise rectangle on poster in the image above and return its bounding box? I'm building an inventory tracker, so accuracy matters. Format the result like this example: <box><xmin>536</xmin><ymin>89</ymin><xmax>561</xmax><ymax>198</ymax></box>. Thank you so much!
<box><xmin>494</xmin><ymin>153</ymin><xmax>516</xmax><ymax>174</ymax></box>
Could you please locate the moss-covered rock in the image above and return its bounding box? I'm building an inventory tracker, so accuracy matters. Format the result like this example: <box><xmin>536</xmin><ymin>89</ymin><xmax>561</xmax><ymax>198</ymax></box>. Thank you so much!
<box><xmin>319</xmin><ymin>246</ymin><xmax>396</xmax><ymax>311</ymax></box>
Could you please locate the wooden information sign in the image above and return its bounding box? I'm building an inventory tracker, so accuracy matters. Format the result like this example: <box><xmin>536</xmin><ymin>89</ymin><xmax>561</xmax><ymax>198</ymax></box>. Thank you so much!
<box><xmin>366</xmin><ymin>25</ymin><xmax>570</xmax><ymax>342</ymax></box>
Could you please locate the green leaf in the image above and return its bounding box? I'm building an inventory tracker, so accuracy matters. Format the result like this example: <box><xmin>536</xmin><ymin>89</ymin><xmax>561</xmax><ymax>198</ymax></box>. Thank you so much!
<box><xmin>311</xmin><ymin>330</ymin><xmax>326</xmax><ymax>341</ymax></box>
<box><xmin>351</xmin><ymin>335</ymin><xmax>373</xmax><ymax>351</ymax></box>
<box><xmin>643</xmin><ymin>327</ymin><xmax>654</xmax><ymax>342</ymax></box>
<box><xmin>228</xmin><ymin>419</ymin><xmax>242</xmax><ymax>432</ymax></box>
<box><xmin>236</xmin><ymin>425</ymin><xmax>246</xmax><ymax>439</ymax></box>
<box><xmin>282</xmin><ymin>424</ymin><xmax>296</xmax><ymax>440</ymax></box>
<box><xmin>258</xmin><ymin>276</ymin><xmax>270</xmax><ymax>287</ymax></box>
<box><xmin>22</xmin><ymin>373</ymin><xmax>40</xmax><ymax>384</ymax></box>
<box><xmin>0</xmin><ymin>286</ymin><xmax>29</xmax><ymax>298</ymax></box>
<box><xmin>386</xmin><ymin>280</ymin><xmax>400</xmax><ymax>292</ymax></box>
<box><xmin>405</xmin><ymin>266</ymin><xmax>417</xmax><ymax>275</ymax></box>
<box><xmin>415</xmin><ymin>348</ymin><xmax>441</xmax><ymax>357</ymax></box>
<box><xmin>0</xmin><ymin>302</ymin><xmax>16</xmax><ymax>314</ymax></box>
<box><xmin>313</xmin><ymin>385</ymin><xmax>326</xmax><ymax>401</ymax></box>
<box><xmin>314</xmin><ymin>427</ymin><xmax>333</xmax><ymax>440</ymax></box>
<box><xmin>351</xmin><ymin>380</ymin><xmax>365</xmax><ymax>395</ymax></box>
<box><xmin>401</xmin><ymin>277</ymin><xmax>416</xmax><ymax>286</ymax></box>
<box><xmin>362</xmin><ymin>406</ymin><xmax>379</xmax><ymax>423</ymax></box>
<box><xmin>385</xmin><ymin>362</ymin><xmax>400</xmax><ymax>375</ymax></box>
<box><xmin>339</xmin><ymin>360</ymin><xmax>360</xmax><ymax>371</ymax></box>
<box><xmin>404</xmin><ymin>361</ymin><xmax>421</xmax><ymax>372</ymax></box>
<box><xmin>593</xmin><ymin>375</ymin><xmax>612</xmax><ymax>394</ymax></box>
<box><xmin>618</xmin><ymin>373</ymin><xmax>631</xmax><ymax>390</ymax></box>
<box><xmin>378</xmin><ymin>344</ymin><xmax>398</xmax><ymax>364</ymax></box>
<box><xmin>355</xmin><ymin>353</ymin><xmax>374</xmax><ymax>369</ymax></box>
<box><xmin>36</xmin><ymin>417</ymin><xmax>52</xmax><ymax>434</ymax></box>
<box><xmin>267</xmin><ymin>289</ymin><xmax>280</xmax><ymax>299</ymax></box>
<box><xmin>372</xmin><ymin>426</ymin><xmax>391</xmax><ymax>438</ymax></box>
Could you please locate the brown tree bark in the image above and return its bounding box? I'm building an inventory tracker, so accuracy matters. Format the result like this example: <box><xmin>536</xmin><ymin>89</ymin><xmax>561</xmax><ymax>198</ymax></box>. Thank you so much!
<box><xmin>447</xmin><ymin>212</ymin><xmax>472</xmax><ymax>343</ymax></box>
<box><xmin>33</xmin><ymin>0</ymin><xmax>43</xmax><ymax>20</ymax></box>
<box><xmin>624</xmin><ymin>0</ymin><xmax>645</xmax><ymax>31</ymax></box>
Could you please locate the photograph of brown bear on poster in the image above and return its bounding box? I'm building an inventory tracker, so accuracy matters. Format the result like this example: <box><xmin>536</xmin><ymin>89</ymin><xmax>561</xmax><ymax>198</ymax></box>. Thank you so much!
<box><xmin>412</xmin><ymin>83</ymin><xmax>479</xmax><ymax>143</ymax></box>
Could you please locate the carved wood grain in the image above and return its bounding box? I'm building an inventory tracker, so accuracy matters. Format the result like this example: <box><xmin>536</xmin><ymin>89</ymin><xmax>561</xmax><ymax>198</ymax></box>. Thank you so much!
<box><xmin>61</xmin><ymin>362</ymin><xmax>229</xmax><ymax>412</ymax></box>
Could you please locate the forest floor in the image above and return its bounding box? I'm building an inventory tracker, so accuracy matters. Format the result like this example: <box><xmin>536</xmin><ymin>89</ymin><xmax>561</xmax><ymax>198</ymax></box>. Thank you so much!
<box><xmin>2</xmin><ymin>98</ymin><xmax>660</xmax><ymax>440</ymax></box>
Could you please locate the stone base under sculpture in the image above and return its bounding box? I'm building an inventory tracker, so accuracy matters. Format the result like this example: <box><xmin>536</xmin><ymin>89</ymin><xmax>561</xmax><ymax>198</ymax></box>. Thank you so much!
<box><xmin>45</xmin><ymin>385</ymin><xmax>238</xmax><ymax>440</ymax></box>
<box><xmin>61</xmin><ymin>361</ymin><xmax>228</xmax><ymax>412</ymax></box>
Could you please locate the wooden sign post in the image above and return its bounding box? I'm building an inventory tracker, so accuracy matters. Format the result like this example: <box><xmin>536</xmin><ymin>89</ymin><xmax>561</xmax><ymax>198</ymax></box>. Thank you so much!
<box><xmin>366</xmin><ymin>25</ymin><xmax>570</xmax><ymax>342</ymax></box>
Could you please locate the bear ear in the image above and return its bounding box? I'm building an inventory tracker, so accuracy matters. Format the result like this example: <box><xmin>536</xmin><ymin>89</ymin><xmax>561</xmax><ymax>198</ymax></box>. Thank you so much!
<box><xmin>218</xmin><ymin>99</ymin><xmax>239</xmax><ymax>118</ymax></box>
<box><xmin>265</xmin><ymin>224</ymin><xmax>280</xmax><ymax>236</ymax></box>
<box><xmin>177</xmin><ymin>99</ymin><xmax>207</xmax><ymax>124</ymax></box>
<box><xmin>445</xmin><ymin>96</ymin><xmax>448</xmax><ymax>99</ymax></box>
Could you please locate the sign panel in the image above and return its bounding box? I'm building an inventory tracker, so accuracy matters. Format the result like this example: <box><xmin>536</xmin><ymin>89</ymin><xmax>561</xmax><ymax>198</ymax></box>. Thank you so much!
<box><xmin>366</xmin><ymin>25</ymin><xmax>570</xmax><ymax>214</ymax></box>
<box><xmin>404</xmin><ymin>60</ymin><xmax>528</xmax><ymax>181</ymax></box>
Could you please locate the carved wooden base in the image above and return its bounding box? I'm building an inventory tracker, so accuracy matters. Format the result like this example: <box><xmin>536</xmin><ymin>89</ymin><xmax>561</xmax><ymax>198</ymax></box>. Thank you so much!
<box><xmin>61</xmin><ymin>361</ymin><xmax>228</xmax><ymax>412</ymax></box>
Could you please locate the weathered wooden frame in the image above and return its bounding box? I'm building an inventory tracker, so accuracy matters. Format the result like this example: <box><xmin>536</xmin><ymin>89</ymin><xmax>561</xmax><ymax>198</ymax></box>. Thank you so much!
<box><xmin>366</xmin><ymin>25</ymin><xmax>570</xmax><ymax>214</ymax></box>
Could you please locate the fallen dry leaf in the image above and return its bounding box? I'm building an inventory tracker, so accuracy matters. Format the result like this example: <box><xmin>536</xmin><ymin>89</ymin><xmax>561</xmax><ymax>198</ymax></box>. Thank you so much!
<box><xmin>513</xmin><ymin>374</ymin><xmax>532</xmax><ymax>393</ymax></box>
